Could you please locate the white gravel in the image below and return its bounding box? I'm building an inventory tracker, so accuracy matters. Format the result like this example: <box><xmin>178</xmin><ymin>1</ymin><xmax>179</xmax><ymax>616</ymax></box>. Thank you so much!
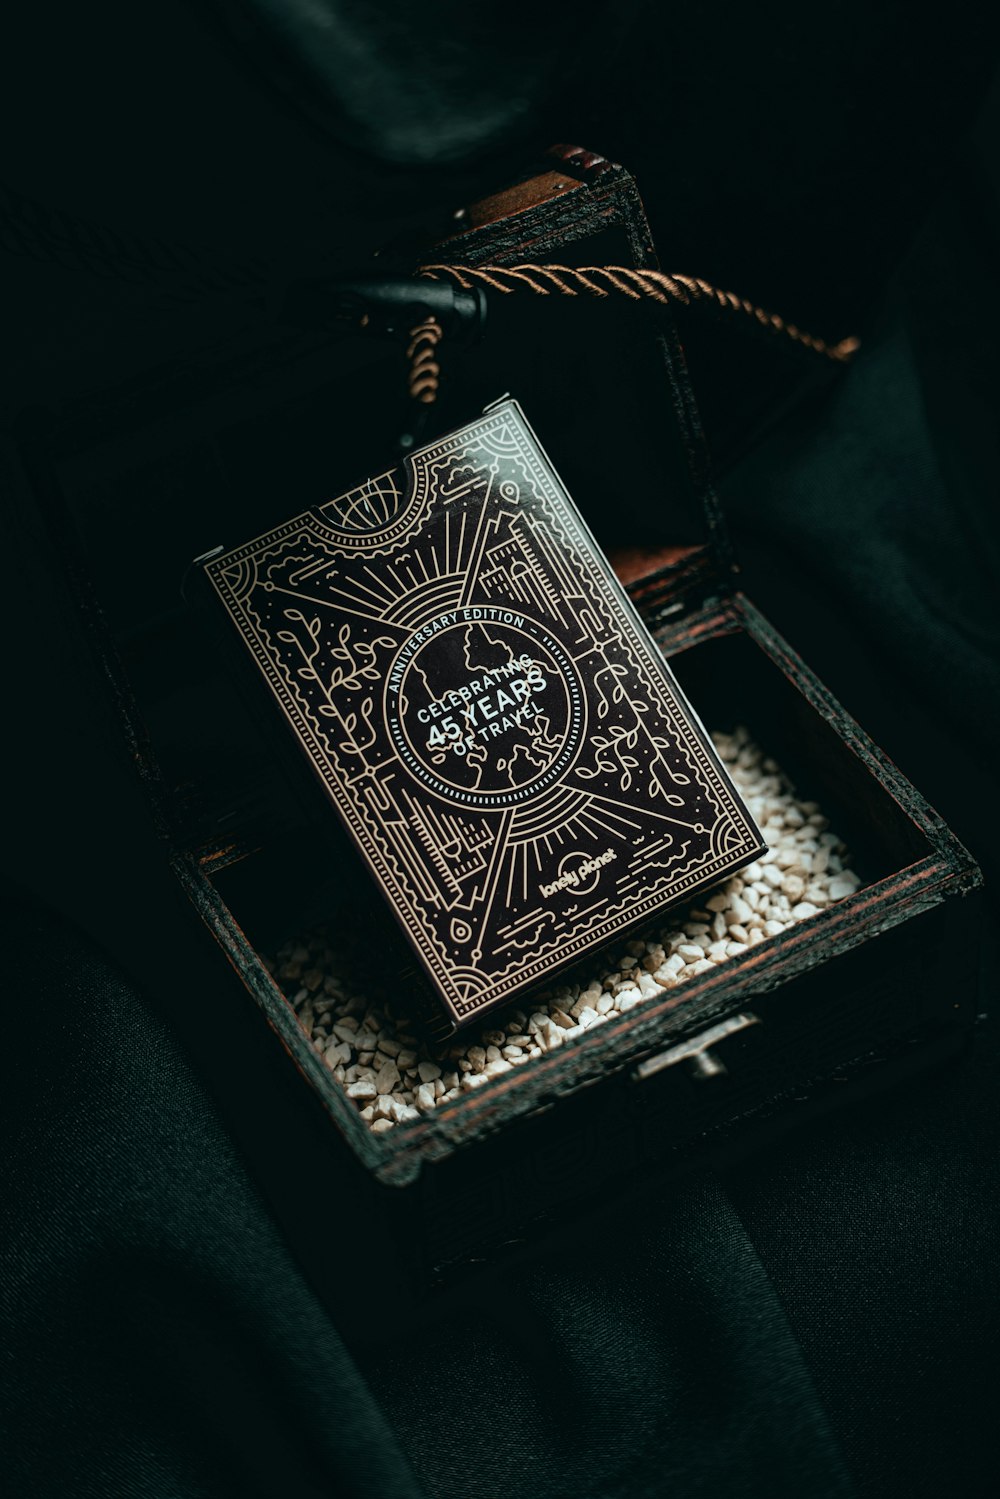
<box><xmin>265</xmin><ymin>727</ymin><xmax>861</xmax><ymax>1133</ymax></box>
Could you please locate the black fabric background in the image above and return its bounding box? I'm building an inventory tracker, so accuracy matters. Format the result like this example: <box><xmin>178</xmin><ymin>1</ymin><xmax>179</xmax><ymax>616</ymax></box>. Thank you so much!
<box><xmin>1</xmin><ymin>5</ymin><xmax>998</xmax><ymax>1495</ymax></box>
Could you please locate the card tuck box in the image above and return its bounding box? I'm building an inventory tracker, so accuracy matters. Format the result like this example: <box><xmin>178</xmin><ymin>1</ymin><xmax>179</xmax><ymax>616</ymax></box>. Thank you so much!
<box><xmin>18</xmin><ymin>144</ymin><xmax>984</xmax><ymax>1303</ymax></box>
<box><xmin>197</xmin><ymin>399</ymin><xmax>763</xmax><ymax>1032</ymax></box>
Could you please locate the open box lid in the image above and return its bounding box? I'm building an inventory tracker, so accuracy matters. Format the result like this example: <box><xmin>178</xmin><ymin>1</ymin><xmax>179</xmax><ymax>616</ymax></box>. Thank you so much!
<box><xmin>432</xmin><ymin>144</ymin><xmax>735</xmax><ymax>611</ymax></box>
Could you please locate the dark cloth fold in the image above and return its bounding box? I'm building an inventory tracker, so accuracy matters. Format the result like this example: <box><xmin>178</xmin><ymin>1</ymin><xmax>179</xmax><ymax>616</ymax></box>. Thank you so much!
<box><xmin>0</xmin><ymin>890</ymin><xmax>423</xmax><ymax>1499</ymax></box>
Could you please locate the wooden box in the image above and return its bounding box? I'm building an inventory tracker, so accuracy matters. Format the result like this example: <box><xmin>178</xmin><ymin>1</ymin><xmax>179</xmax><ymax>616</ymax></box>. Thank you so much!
<box><xmin>21</xmin><ymin>146</ymin><xmax>983</xmax><ymax>1313</ymax></box>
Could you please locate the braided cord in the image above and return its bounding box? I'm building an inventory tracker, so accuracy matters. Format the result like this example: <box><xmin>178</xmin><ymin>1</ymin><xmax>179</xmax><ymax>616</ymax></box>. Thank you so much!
<box><xmin>406</xmin><ymin>316</ymin><xmax>443</xmax><ymax>403</ymax></box>
<box><xmin>420</xmin><ymin>262</ymin><xmax>859</xmax><ymax>364</ymax></box>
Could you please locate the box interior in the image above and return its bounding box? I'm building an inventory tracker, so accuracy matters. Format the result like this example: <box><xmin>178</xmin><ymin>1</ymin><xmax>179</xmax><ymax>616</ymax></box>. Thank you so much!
<box><xmin>208</xmin><ymin>610</ymin><xmax>934</xmax><ymax>971</ymax></box>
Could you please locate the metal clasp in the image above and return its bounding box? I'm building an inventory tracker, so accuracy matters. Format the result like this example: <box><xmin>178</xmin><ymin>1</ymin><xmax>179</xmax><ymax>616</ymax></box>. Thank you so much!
<box><xmin>633</xmin><ymin>1012</ymin><xmax>760</xmax><ymax>1083</ymax></box>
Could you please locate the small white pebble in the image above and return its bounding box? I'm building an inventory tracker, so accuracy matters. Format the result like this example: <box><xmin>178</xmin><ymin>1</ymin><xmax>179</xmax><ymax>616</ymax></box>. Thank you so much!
<box><xmin>540</xmin><ymin>1021</ymin><xmax>564</xmax><ymax>1050</ymax></box>
<box><xmin>728</xmin><ymin>894</ymin><xmax>753</xmax><ymax>924</ymax></box>
<box><xmin>375</xmin><ymin>1061</ymin><xmax>400</xmax><ymax>1095</ymax></box>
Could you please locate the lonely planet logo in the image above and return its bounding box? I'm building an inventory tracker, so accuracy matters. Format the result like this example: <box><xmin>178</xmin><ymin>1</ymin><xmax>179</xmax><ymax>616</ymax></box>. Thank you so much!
<box><xmin>539</xmin><ymin>848</ymin><xmax>617</xmax><ymax>899</ymax></box>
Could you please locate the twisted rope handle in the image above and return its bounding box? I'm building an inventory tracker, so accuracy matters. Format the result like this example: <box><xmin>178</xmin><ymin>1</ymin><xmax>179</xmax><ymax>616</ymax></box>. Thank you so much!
<box><xmin>419</xmin><ymin>262</ymin><xmax>860</xmax><ymax>365</ymax></box>
<box><xmin>406</xmin><ymin>316</ymin><xmax>444</xmax><ymax>403</ymax></box>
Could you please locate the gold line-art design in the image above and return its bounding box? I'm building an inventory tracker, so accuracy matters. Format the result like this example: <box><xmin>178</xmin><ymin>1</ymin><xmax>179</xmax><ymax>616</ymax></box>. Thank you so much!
<box><xmin>202</xmin><ymin>401</ymin><xmax>764</xmax><ymax>1027</ymax></box>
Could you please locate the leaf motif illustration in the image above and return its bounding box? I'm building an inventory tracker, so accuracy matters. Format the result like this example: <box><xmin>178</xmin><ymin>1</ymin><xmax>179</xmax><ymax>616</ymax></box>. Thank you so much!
<box><xmin>298</xmin><ymin>666</ymin><xmax>319</xmax><ymax>681</ymax></box>
<box><xmin>318</xmin><ymin>704</ymin><xmax>337</xmax><ymax>717</ymax></box>
<box><xmin>361</xmin><ymin>666</ymin><xmax>379</xmax><ymax>679</ymax></box>
<box><xmin>276</xmin><ymin>630</ymin><xmax>297</xmax><ymax>644</ymax></box>
<box><xmin>284</xmin><ymin>608</ymin><xmax>306</xmax><ymax>624</ymax></box>
<box><xmin>344</xmin><ymin>712</ymin><xmax>357</xmax><ymax>734</ymax></box>
<box><xmin>330</xmin><ymin>667</ymin><xmax>343</xmax><ymax>689</ymax></box>
<box><xmin>308</xmin><ymin>617</ymin><xmax>321</xmax><ymax>640</ymax></box>
<box><xmin>621</xmin><ymin>771</ymin><xmax>632</xmax><ymax>792</ymax></box>
<box><xmin>621</xmin><ymin>755</ymin><xmax>638</xmax><ymax>769</ymax></box>
<box><xmin>575</xmin><ymin>766</ymin><xmax>599</xmax><ymax>780</ymax></box>
<box><xmin>338</xmin><ymin>623</ymin><xmax>350</xmax><ymax>646</ymax></box>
